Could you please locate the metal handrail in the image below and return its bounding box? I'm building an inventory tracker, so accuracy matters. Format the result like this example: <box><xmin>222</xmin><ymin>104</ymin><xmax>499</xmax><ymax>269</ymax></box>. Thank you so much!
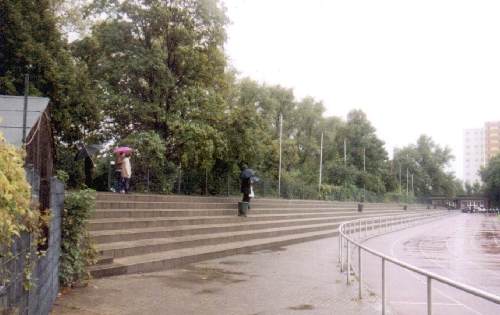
<box><xmin>338</xmin><ymin>211</ymin><xmax>500</xmax><ymax>315</ymax></box>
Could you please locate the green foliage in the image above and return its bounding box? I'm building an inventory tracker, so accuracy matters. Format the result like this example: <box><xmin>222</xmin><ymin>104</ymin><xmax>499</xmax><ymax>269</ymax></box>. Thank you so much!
<box><xmin>394</xmin><ymin>135</ymin><xmax>457</xmax><ymax>197</ymax></box>
<box><xmin>60</xmin><ymin>189</ymin><xmax>97</xmax><ymax>288</ymax></box>
<box><xmin>0</xmin><ymin>0</ymin><xmax>100</xmax><ymax>144</ymax></box>
<box><xmin>0</xmin><ymin>134</ymin><xmax>34</xmax><ymax>248</ymax></box>
<box><xmin>55</xmin><ymin>170</ymin><xmax>70</xmax><ymax>184</ymax></box>
<box><xmin>0</xmin><ymin>132</ymin><xmax>47</xmax><ymax>289</ymax></box>
<box><xmin>120</xmin><ymin>131</ymin><xmax>177</xmax><ymax>192</ymax></box>
<box><xmin>55</xmin><ymin>145</ymin><xmax>86</xmax><ymax>189</ymax></box>
<box><xmin>1</xmin><ymin>0</ymin><xmax>464</xmax><ymax>199</ymax></box>
<box><xmin>481</xmin><ymin>155</ymin><xmax>500</xmax><ymax>207</ymax></box>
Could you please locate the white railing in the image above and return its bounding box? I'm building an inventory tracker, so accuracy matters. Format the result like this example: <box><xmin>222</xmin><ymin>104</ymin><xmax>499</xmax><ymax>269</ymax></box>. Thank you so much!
<box><xmin>338</xmin><ymin>211</ymin><xmax>500</xmax><ymax>315</ymax></box>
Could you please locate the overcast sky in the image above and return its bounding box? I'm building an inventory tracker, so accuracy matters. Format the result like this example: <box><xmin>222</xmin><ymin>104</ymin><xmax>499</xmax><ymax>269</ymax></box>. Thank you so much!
<box><xmin>222</xmin><ymin>0</ymin><xmax>500</xmax><ymax>179</ymax></box>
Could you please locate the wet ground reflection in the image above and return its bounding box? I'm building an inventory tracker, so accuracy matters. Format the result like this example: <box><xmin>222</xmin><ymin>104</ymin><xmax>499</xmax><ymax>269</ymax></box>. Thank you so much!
<box><xmin>363</xmin><ymin>214</ymin><xmax>500</xmax><ymax>315</ymax></box>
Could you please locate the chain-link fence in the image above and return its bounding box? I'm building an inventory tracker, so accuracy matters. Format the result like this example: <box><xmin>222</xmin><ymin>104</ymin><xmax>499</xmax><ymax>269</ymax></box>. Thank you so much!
<box><xmin>104</xmin><ymin>167</ymin><xmax>419</xmax><ymax>204</ymax></box>
<box><xmin>1</xmin><ymin>171</ymin><xmax>64</xmax><ymax>315</ymax></box>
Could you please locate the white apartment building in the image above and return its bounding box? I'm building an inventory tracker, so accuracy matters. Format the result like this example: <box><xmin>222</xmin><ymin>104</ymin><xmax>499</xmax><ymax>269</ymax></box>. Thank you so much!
<box><xmin>463</xmin><ymin>128</ymin><xmax>485</xmax><ymax>184</ymax></box>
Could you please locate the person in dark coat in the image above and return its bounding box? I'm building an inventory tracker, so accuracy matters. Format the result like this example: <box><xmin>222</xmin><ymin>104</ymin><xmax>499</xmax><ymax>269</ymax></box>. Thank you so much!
<box><xmin>240</xmin><ymin>165</ymin><xmax>253</xmax><ymax>215</ymax></box>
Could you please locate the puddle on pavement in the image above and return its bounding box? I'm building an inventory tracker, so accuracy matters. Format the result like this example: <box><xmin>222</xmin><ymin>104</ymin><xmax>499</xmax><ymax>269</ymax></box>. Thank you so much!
<box><xmin>219</xmin><ymin>260</ymin><xmax>248</xmax><ymax>266</ymax></box>
<box><xmin>196</xmin><ymin>288</ymin><xmax>221</xmax><ymax>295</ymax></box>
<box><xmin>139</xmin><ymin>265</ymin><xmax>249</xmax><ymax>289</ymax></box>
<box><xmin>256</xmin><ymin>247</ymin><xmax>287</xmax><ymax>254</ymax></box>
<box><xmin>288</xmin><ymin>304</ymin><xmax>314</xmax><ymax>311</ymax></box>
<box><xmin>478</xmin><ymin>221</ymin><xmax>500</xmax><ymax>255</ymax></box>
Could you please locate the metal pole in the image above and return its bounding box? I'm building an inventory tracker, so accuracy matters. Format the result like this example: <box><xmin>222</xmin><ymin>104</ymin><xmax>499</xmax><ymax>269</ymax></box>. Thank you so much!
<box><xmin>406</xmin><ymin>167</ymin><xmax>409</xmax><ymax>197</ymax></box>
<box><xmin>278</xmin><ymin>113</ymin><xmax>283</xmax><ymax>198</ymax></box>
<box><xmin>363</xmin><ymin>147</ymin><xmax>366</xmax><ymax>201</ymax></box>
<box><xmin>382</xmin><ymin>258</ymin><xmax>386</xmax><ymax>315</ymax></box>
<box><xmin>205</xmin><ymin>168</ymin><xmax>208</xmax><ymax>195</ymax></box>
<box><xmin>319</xmin><ymin>132</ymin><xmax>323</xmax><ymax>192</ymax></box>
<box><xmin>411</xmin><ymin>173</ymin><xmax>414</xmax><ymax>195</ymax></box>
<box><xmin>340</xmin><ymin>235</ymin><xmax>344</xmax><ymax>272</ymax></box>
<box><xmin>363</xmin><ymin>147</ymin><xmax>366</xmax><ymax>172</ymax></box>
<box><xmin>427</xmin><ymin>277</ymin><xmax>432</xmax><ymax>315</ymax></box>
<box><xmin>344</xmin><ymin>138</ymin><xmax>347</xmax><ymax>166</ymax></box>
<box><xmin>359</xmin><ymin>220</ymin><xmax>361</xmax><ymax>240</ymax></box>
<box><xmin>22</xmin><ymin>74</ymin><xmax>29</xmax><ymax>144</ymax></box>
<box><xmin>399</xmin><ymin>163</ymin><xmax>402</xmax><ymax>194</ymax></box>
<box><xmin>338</xmin><ymin>234</ymin><xmax>342</xmax><ymax>264</ymax></box>
<box><xmin>177</xmin><ymin>162</ymin><xmax>181</xmax><ymax>194</ymax></box>
<box><xmin>346</xmin><ymin>240</ymin><xmax>350</xmax><ymax>284</ymax></box>
<box><xmin>358</xmin><ymin>246</ymin><xmax>362</xmax><ymax>299</ymax></box>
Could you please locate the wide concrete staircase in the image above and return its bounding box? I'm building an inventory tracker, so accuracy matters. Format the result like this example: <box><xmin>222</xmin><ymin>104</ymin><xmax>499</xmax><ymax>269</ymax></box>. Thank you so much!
<box><xmin>89</xmin><ymin>193</ymin><xmax>428</xmax><ymax>278</ymax></box>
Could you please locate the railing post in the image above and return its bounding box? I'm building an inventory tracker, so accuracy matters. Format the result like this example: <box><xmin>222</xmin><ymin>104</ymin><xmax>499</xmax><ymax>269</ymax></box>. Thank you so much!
<box><xmin>427</xmin><ymin>276</ymin><xmax>432</xmax><ymax>315</ymax></box>
<box><xmin>358</xmin><ymin>246</ymin><xmax>362</xmax><ymax>299</ymax></box>
<box><xmin>346</xmin><ymin>240</ymin><xmax>350</xmax><ymax>285</ymax></box>
<box><xmin>338</xmin><ymin>233</ymin><xmax>342</xmax><ymax>265</ymax></box>
<box><xmin>359</xmin><ymin>220</ymin><xmax>361</xmax><ymax>240</ymax></box>
<box><xmin>340</xmin><ymin>234</ymin><xmax>344</xmax><ymax>272</ymax></box>
<box><xmin>382</xmin><ymin>258</ymin><xmax>386</xmax><ymax>315</ymax></box>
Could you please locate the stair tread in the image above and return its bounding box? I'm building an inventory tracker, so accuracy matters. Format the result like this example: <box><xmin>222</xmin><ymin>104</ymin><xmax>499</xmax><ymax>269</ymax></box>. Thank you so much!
<box><xmin>88</xmin><ymin>209</ymin><xmax>412</xmax><ymax>224</ymax></box>
<box><xmin>90</xmin><ymin>211</ymin><xmax>408</xmax><ymax>237</ymax></box>
<box><xmin>93</xmin><ymin>207</ymin><xmax>405</xmax><ymax>212</ymax></box>
<box><xmin>96</xmin><ymin>222</ymin><xmax>343</xmax><ymax>251</ymax></box>
<box><xmin>89</xmin><ymin>229</ymin><xmax>339</xmax><ymax>271</ymax></box>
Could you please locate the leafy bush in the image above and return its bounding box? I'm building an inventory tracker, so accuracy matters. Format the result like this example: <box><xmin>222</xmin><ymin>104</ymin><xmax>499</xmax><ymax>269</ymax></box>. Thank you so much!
<box><xmin>60</xmin><ymin>189</ymin><xmax>97</xmax><ymax>287</ymax></box>
<box><xmin>55</xmin><ymin>170</ymin><xmax>69</xmax><ymax>184</ymax></box>
<box><xmin>0</xmin><ymin>132</ymin><xmax>45</xmax><ymax>289</ymax></box>
<box><xmin>0</xmin><ymin>133</ymin><xmax>34</xmax><ymax>248</ymax></box>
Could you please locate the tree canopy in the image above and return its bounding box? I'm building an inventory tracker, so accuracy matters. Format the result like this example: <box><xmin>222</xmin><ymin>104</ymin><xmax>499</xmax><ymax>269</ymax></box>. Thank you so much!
<box><xmin>0</xmin><ymin>0</ymin><xmax>467</xmax><ymax>201</ymax></box>
<box><xmin>481</xmin><ymin>155</ymin><xmax>500</xmax><ymax>207</ymax></box>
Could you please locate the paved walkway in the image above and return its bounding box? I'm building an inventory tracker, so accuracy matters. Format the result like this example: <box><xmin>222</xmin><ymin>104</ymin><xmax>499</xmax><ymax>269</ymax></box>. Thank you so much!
<box><xmin>52</xmin><ymin>237</ymin><xmax>381</xmax><ymax>315</ymax></box>
<box><xmin>362</xmin><ymin>214</ymin><xmax>500</xmax><ymax>315</ymax></box>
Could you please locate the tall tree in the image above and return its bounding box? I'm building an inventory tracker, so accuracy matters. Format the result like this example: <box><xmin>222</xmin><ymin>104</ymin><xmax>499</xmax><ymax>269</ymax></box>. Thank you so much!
<box><xmin>331</xmin><ymin>110</ymin><xmax>390</xmax><ymax>193</ymax></box>
<box><xmin>480</xmin><ymin>155</ymin><xmax>500</xmax><ymax>207</ymax></box>
<box><xmin>74</xmin><ymin>0</ymin><xmax>229</xmax><ymax>172</ymax></box>
<box><xmin>394</xmin><ymin>135</ymin><xmax>456</xmax><ymax>197</ymax></box>
<box><xmin>0</xmin><ymin>0</ymin><xmax>100</xmax><ymax>144</ymax></box>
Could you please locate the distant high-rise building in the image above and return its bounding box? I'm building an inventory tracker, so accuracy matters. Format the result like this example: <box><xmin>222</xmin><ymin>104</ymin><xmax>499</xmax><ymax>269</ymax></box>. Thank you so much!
<box><xmin>463</xmin><ymin>121</ymin><xmax>500</xmax><ymax>185</ymax></box>
<box><xmin>463</xmin><ymin>128</ymin><xmax>485</xmax><ymax>185</ymax></box>
<box><xmin>485</xmin><ymin>121</ymin><xmax>500</xmax><ymax>161</ymax></box>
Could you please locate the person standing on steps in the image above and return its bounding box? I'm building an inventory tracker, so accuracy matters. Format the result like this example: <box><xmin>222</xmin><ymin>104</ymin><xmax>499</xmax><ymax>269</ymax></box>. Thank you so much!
<box><xmin>121</xmin><ymin>152</ymin><xmax>132</xmax><ymax>193</ymax></box>
<box><xmin>114</xmin><ymin>152</ymin><xmax>124</xmax><ymax>192</ymax></box>
<box><xmin>239</xmin><ymin>165</ymin><xmax>255</xmax><ymax>216</ymax></box>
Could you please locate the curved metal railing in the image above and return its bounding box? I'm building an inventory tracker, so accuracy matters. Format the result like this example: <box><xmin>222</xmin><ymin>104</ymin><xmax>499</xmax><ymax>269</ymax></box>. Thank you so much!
<box><xmin>338</xmin><ymin>211</ymin><xmax>500</xmax><ymax>315</ymax></box>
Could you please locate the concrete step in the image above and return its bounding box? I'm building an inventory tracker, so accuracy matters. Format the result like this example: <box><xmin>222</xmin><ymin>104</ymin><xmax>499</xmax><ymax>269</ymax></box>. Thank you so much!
<box><xmin>90</xmin><ymin>210</ymin><xmax>416</xmax><ymax>244</ymax></box>
<box><xmin>89</xmin><ymin>229</ymin><xmax>339</xmax><ymax>278</ymax></box>
<box><xmin>96</xmin><ymin>201</ymin><xmax>237</xmax><ymax>210</ymax></box>
<box><xmin>95</xmin><ymin>255</ymin><xmax>114</xmax><ymax>266</ymax></box>
<box><xmin>90</xmin><ymin>216</ymin><xmax>355</xmax><ymax>244</ymax></box>
<box><xmin>91</xmin><ymin>207</ymin><xmax>408</xmax><ymax>219</ymax></box>
<box><xmin>97</xmin><ymin>193</ymin><xmax>239</xmax><ymax>203</ymax></box>
<box><xmin>96</xmin><ymin>222</ymin><xmax>343</xmax><ymax>258</ymax></box>
<box><xmin>88</xmin><ymin>210</ymin><xmax>413</xmax><ymax>232</ymax></box>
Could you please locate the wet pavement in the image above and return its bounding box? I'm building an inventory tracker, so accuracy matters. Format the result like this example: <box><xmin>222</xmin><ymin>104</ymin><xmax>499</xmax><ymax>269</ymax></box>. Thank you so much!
<box><xmin>361</xmin><ymin>213</ymin><xmax>500</xmax><ymax>315</ymax></box>
<box><xmin>52</xmin><ymin>237</ymin><xmax>380</xmax><ymax>315</ymax></box>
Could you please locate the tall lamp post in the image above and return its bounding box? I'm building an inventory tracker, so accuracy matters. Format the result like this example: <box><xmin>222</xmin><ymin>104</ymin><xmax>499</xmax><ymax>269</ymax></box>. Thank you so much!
<box><xmin>278</xmin><ymin>113</ymin><xmax>283</xmax><ymax>198</ymax></box>
<box><xmin>318</xmin><ymin>132</ymin><xmax>323</xmax><ymax>193</ymax></box>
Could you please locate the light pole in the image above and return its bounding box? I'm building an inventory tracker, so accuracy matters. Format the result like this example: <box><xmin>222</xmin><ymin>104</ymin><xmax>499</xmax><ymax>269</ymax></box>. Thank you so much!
<box><xmin>278</xmin><ymin>113</ymin><xmax>283</xmax><ymax>198</ymax></box>
<box><xmin>319</xmin><ymin>132</ymin><xmax>323</xmax><ymax>193</ymax></box>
